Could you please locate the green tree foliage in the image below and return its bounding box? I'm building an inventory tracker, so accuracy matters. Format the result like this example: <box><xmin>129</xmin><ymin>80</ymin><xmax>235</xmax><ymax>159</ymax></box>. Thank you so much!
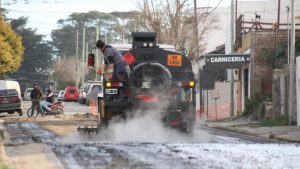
<box><xmin>51</xmin><ymin>11</ymin><xmax>121</xmax><ymax>58</ymax></box>
<box><xmin>9</xmin><ymin>17</ymin><xmax>54</xmax><ymax>84</ymax></box>
<box><xmin>242</xmin><ymin>94</ymin><xmax>262</xmax><ymax>117</ymax></box>
<box><xmin>0</xmin><ymin>17</ymin><xmax>24</xmax><ymax>77</ymax></box>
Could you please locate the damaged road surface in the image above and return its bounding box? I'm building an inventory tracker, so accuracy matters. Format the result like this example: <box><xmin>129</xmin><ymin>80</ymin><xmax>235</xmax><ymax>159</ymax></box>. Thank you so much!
<box><xmin>4</xmin><ymin>121</ymin><xmax>300</xmax><ymax>169</ymax></box>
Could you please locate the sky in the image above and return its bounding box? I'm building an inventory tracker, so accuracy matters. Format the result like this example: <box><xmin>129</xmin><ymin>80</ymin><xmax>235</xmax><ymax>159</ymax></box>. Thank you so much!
<box><xmin>2</xmin><ymin>0</ymin><xmax>265</xmax><ymax>39</ymax></box>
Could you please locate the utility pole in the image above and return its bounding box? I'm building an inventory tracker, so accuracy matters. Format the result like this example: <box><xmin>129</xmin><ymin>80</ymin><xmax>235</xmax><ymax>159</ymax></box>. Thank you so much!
<box><xmin>95</xmin><ymin>26</ymin><xmax>99</xmax><ymax>80</ymax></box>
<box><xmin>76</xmin><ymin>30</ymin><xmax>79</xmax><ymax>87</ymax></box>
<box><xmin>277</xmin><ymin>0</ymin><xmax>281</xmax><ymax>29</ymax></box>
<box><xmin>194</xmin><ymin>0</ymin><xmax>202</xmax><ymax>117</ymax></box>
<box><xmin>289</xmin><ymin>0</ymin><xmax>295</xmax><ymax>126</ymax></box>
<box><xmin>76</xmin><ymin>30</ymin><xmax>79</xmax><ymax>59</ymax></box>
<box><xmin>81</xmin><ymin>27</ymin><xmax>86</xmax><ymax>86</ymax></box>
<box><xmin>194</xmin><ymin>0</ymin><xmax>199</xmax><ymax>57</ymax></box>
<box><xmin>230</xmin><ymin>0</ymin><xmax>235</xmax><ymax>118</ymax></box>
<box><xmin>287</xmin><ymin>5</ymin><xmax>290</xmax><ymax>64</ymax></box>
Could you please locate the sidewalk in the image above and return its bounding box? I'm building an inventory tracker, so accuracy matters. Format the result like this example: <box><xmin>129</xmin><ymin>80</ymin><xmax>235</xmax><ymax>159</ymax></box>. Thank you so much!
<box><xmin>5</xmin><ymin>143</ymin><xmax>65</xmax><ymax>169</ymax></box>
<box><xmin>206</xmin><ymin>117</ymin><xmax>300</xmax><ymax>143</ymax></box>
<box><xmin>0</xmin><ymin>119</ymin><xmax>65</xmax><ymax>169</ymax></box>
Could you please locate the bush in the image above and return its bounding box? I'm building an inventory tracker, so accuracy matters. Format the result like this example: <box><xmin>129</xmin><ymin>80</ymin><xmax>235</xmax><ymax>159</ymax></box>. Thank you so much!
<box><xmin>260</xmin><ymin>116</ymin><xmax>289</xmax><ymax>126</ymax></box>
<box><xmin>242</xmin><ymin>94</ymin><xmax>262</xmax><ymax>116</ymax></box>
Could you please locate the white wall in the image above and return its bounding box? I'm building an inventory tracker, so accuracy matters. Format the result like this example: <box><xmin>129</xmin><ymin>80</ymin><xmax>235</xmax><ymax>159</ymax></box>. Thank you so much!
<box><xmin>205</xmin><ymin>0</ymin><xmax>300</xmax><ymax>53</ymax></box>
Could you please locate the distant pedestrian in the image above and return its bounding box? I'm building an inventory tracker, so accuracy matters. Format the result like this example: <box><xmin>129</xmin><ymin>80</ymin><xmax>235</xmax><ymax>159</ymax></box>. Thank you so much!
<box><xmin>30</xmin><ymin>83</ymin><xmax>44</xmax><ymax>116</ymax></box>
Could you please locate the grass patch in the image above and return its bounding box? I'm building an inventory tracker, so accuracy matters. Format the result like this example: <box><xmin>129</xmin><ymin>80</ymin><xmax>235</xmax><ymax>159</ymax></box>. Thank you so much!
<box><xmin>260</xmin><ymin>116</ymin><xmax>289</xmax><ymax>126</ymax></box>
<box><xmin>0</xmin><ymin>164</ymin><xmax>11</xmax><ymax>169</ymax></box>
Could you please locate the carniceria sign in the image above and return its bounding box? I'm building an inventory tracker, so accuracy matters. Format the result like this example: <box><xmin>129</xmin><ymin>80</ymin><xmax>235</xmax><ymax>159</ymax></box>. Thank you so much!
<box><xmin>203</xmin><ymin>54</ymin><xmax>250</xmax><ymax>69</ymax></box>
<box><xmin>206</xmin><ymin>54</ymin><xmax>250</xmax><ymax>64</ymax></box>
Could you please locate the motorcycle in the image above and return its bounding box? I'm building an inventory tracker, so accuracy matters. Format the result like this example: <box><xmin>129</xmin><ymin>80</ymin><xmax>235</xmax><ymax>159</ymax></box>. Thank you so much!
<box><xmin>27</xmin><ymin>101</ymin><xmax>64</xmax><ymax>117</ymax></box>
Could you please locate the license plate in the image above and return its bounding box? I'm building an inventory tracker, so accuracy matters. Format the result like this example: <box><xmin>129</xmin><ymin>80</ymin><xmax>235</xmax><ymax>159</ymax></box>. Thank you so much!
<box><xmin>2</xmin><ymin>100</ymin><xmax>9</xmax><ymax>103</ymax></box>
<box><xmin>106</xmin><ymin>89</ymin><xmax>118</xmax><ymax>95</ymax></box>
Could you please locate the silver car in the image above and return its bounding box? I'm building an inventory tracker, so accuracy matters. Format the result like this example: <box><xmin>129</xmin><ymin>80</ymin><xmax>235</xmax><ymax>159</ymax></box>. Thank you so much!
<box><xmin>85</xmin><ymin>84</ymin><xmax>103</xmax><ymax>106</ymax></box>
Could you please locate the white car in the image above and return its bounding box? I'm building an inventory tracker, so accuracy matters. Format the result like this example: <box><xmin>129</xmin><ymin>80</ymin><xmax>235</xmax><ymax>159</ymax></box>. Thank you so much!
<box><xmin>23</xmin><ymin>88</ymin><xmax>33</xmax><ymax>101</ymax></box>
<box><xmin>0</xmin><ymin>80</ymin><xmax>22</xmax><ymax>98</ymax></box>
<box><xmin>85</xmin><ymin>83</ymin><xmax>103</xmax><ymax>106</ymax></box>
<box><xmin>78</xmin><ymin>81</ymin><xmax>102</xmax><ymax>104</ymax></box>
<box><xmin>57</xmin><ymin>90</ymin><xmax>65</xmax><ymax>101</ymax></box>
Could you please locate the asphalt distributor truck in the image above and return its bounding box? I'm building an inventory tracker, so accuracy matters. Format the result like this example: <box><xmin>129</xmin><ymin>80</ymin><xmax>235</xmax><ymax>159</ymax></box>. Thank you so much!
<box><xmin>80</xmin><ymin>32</ymin><xmax>196</xmax><ymax>133</ymax></box>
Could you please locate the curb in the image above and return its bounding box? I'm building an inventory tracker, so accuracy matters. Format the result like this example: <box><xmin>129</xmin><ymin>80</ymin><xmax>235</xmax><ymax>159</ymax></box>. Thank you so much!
<box><xmin>210</xmin><ymin>125</ymin><xmax>292</xmax><ymax>143</ymax></box>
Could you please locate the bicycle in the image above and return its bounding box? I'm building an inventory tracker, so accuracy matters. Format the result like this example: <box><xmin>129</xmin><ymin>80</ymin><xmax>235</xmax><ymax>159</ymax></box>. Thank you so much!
<box><xmin>26</xmin><ymin>106</ymin><xmax>44</xmax><ymax>117</ymax></box>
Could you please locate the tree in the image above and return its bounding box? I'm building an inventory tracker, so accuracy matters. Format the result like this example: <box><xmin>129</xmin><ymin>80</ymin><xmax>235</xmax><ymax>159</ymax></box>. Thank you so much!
<box><xmin>51</xmin><ymin>11</ymin><xmax>121</xmax><ymax>58</ymax></box>
<box><xmin>0</xmin><ymin>17</ymin><xmax>24</xmax><ymax>78</ymax></box>
<box><xmin>53</xmin><ymin>57</ymin><xmax>82</xmax><ymax>89</ymax></box>
<box><xmin>139</xmin><ymin>0</ymin><xmax>218</xmax><ymax>60</ymax></box>
<box><xmin>9</xmin><ymin>17</ymin><xmax>54</xmax><ymax>86</ymax></box>
<box><xmin>110</xmin><ymin>11</ymin><xmax>142</xmax><ymax>42</ymax></box>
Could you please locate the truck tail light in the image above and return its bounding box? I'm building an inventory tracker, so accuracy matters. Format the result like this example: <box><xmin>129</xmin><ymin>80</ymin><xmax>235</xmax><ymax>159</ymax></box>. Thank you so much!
<box><xmin>178</xmin><ymin>81</ymin><xmax>195</xmax><ymax>87</ymax></box>
<box><xmin>106</xmin><ymin>82</ymin><xmax>123</xmax><ymax>88</ymax></box>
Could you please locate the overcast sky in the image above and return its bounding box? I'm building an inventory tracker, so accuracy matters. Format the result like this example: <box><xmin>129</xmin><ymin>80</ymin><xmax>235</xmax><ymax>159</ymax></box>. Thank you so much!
<box><xmin>2</xmin><ymin>0</ymin><xmax>266</xmax><ymax>39</ymax></box>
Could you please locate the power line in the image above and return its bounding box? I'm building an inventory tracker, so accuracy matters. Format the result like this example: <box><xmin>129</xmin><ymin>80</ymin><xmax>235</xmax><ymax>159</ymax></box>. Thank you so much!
<box><xmin>206</xmin><ymin>0</ymin><xmax>223</xmax><ymax>14</ymax></box>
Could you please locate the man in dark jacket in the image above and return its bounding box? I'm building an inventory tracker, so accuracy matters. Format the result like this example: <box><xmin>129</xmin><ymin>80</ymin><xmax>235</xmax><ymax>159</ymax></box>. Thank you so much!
<box><xmin>96</xmin><ymin>40</ymin><xmax>128</xmax><ymax>101</ymax></box>
<box><xmin>96</xmin><ymin>40</ymin><xmax>128</xmax><ymax>81</ymax></box>
<box><xmin>30</xmin><ymin>83</ymin><xmax>44</xmax><ymax>116</ymax></box>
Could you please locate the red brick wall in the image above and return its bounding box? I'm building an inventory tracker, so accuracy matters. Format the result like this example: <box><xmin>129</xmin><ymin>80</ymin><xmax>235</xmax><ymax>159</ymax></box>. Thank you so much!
<box><xmin>250</xmin><ymin>31</ymin><xmax>288</xmax><ymax>95</ymax></box>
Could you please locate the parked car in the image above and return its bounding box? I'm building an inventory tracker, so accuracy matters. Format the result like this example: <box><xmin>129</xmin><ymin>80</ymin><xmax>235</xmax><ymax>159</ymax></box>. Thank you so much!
<box><xmin>23</xmin><ymin>88</ymin><xmax>33</xmax><ymax>101</ymax></box>
<box><xmin>78</xmin><ymin>81</ymin><xmax>102</xmax><ymax>104</ymax></box>
<box><xmin>57</xmin><ymin>90</ymin><xmax>65</xmax><ymax>101</ymax></box>
<box><xmin>85</xmin><ymin>83</ymin><xmax>103</xmax><ymax>106</ymax></box>
<box><xmin>0</xmin><ymin>80</ymin><xmax>21</xmax><ymax>97</ymax></box>
<box><xmin>64</xmin><ymin>86</ymin><xmax>79</xmax><ymax>102</ymax></box>
<box><xmin>0</xmin><ymin>89</ymin><xmax>23</xmax><ymax>116</ymax></box>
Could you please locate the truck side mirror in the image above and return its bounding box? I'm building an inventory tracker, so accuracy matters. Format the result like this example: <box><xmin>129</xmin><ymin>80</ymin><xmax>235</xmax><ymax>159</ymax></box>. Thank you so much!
<box><xmin>88</xmin><ymin>54</ymin><xmax>95</xmax><ymax>68</ymax></box>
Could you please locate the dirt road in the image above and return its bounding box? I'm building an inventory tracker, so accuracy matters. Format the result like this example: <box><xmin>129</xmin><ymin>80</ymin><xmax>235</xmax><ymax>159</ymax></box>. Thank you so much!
<box><xmin>3</xmin><ymin>114</ymin><xmax>300</xmax><ymax>169</ymax></box>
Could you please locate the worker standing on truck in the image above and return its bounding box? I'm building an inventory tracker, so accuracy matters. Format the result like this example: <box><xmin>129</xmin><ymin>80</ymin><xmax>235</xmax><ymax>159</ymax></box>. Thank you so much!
<box><xmin>96</xmin><ymin>40</ymin><xmax>128</xmax><ymax>101</ymax></box>
<box><xmin>96</xmin><ymin>40</ymin><xmax>128</xmax><ymax>81</ymax></box>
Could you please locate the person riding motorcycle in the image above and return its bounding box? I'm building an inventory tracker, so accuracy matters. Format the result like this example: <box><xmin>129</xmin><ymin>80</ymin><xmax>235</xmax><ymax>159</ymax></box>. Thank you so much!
<box><xmin>41</xmin><ymin>86</ymin><xmax>55</xmax><ymax>114</ymax></box>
